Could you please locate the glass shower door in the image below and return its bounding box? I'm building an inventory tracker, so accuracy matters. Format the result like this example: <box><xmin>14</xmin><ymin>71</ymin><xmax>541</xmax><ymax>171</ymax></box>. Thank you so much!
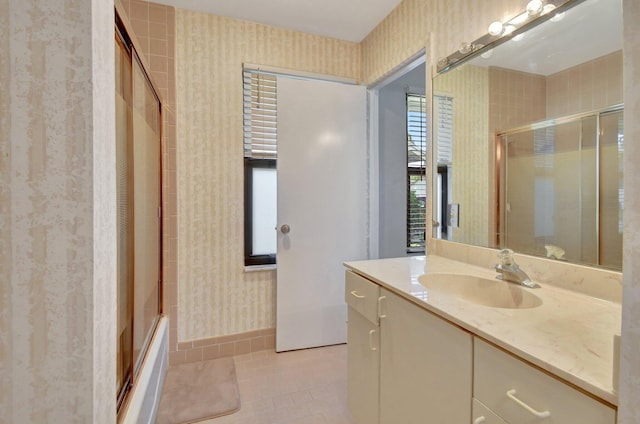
<box><xmin>599</xmin><ymin>110</ymin><xmax>624</xmax><ymax>269</ymax></box>
<box><xmin>115</xmin><ymin>28</ymin><xmax>163</xmax><ymax>409</ymax></box>
<box><xmin>501</xmin><ymin>109</ymin><xmax>623</xmax><ymax>269</ymax></box>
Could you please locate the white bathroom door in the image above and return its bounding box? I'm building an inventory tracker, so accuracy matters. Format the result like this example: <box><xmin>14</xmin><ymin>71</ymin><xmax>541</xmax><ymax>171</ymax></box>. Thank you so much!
<box><xmin>276</xmin><ymin>76</ymin><xmax>368</xmax><ymax>352</ymax></box>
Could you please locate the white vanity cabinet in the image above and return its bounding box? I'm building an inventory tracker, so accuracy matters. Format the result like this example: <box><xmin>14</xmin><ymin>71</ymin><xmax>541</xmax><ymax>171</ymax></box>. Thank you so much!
<box><xmin>379</xmin><ymin>287</ymin><xmax>473</xmax><ymax>424</ymax></box>
<box><xmin>472</xmin><ymin>399</ymin><xmax>508</xmax><ymax>424</ymax></box>
<box><xmin>345</xmin><ymin>270</ymin><xmax>616</xmax><ymax>424</ymax></box>
<box><xmin>345</xmin><ymin>271</ymin><xmax>380</xmax><ymax>424</ymax></box>
<box><xmin>345</xmin><ymin>270</ymin><xmax>473</xmax><ymax>424</ymax></box>
<box><xmin>473</xmin><ymin>338</ymin><xmax>616</xmax><ymax>424</ymax></box>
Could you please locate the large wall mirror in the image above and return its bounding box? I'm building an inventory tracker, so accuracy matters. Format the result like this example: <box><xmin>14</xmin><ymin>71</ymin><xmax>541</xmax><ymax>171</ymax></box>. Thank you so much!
<box><xmin>432</xmin><ymin>0</ymin><xmax>623</xmax><ymax>270</ymax></box>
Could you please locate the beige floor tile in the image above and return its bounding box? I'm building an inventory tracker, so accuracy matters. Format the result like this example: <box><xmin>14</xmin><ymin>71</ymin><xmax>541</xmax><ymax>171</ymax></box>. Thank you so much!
<box><xmin>200</xmin><ymin>344</ymin><xmax>353</xmax><ymax>424</ymax></box>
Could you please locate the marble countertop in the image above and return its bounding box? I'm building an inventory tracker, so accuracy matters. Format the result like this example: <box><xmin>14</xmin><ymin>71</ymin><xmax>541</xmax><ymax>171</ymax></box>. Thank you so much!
<box><xmin>344</xmin><ymin>255</ymin><xmax>621</xmax><ymax>406</ymax></box>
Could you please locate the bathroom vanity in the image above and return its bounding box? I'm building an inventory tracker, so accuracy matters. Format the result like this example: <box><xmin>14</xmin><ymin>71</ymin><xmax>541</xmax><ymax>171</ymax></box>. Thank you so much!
<box><xmin>344</xmin><ymin>254</ymin><xmax>620</xmax><ymax>424</ymax></box>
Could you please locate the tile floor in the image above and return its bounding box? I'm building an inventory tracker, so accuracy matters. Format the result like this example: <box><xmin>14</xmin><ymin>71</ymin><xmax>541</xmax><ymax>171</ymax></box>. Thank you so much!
<box><xmin>201</xmin><ymin>344</ymin><xmax>354</xmax><ymax>424</ymax></box>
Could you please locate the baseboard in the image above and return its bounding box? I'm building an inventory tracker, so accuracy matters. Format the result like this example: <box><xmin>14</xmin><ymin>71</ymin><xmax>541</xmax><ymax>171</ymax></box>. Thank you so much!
<box><xmin>171</xmin><ymin>328</ymin><xmax>276</xmax><ymax>365</ymax></box>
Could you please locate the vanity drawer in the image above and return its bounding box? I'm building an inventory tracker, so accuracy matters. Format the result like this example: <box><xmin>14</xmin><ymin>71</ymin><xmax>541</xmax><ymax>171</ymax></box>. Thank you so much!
<box><xmin>345</xmin><ymin>271</ymin><xmax>380</xmax><ymax>324</ymax></box>
<box><xmin>472</xmin><ymin>399</ymin><xmax>507</xmax><ymax>424</ymax></box>
<box><xmin>474</xmin><ymin>338</ymin><xmax>616</xmax><ymax>424</ymax></box>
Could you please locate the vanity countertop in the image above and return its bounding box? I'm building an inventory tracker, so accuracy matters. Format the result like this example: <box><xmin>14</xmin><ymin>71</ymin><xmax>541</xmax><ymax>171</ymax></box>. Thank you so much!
<box><xmin>344</xmin><ymin>254</ymin><xmax>621</xmax><ymax>406</ymax></box>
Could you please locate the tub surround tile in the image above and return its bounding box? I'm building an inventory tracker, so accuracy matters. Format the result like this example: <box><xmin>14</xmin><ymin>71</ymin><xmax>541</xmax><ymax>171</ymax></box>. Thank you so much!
<box><xmin>118</xmin><ymin>0</ymin><xmax>180</xmax><ymax>360</ymax></box>
<box><xmin>174</xmin><ymin>329</ymin><xmax>277</xmax><ymax>365</ymax></box>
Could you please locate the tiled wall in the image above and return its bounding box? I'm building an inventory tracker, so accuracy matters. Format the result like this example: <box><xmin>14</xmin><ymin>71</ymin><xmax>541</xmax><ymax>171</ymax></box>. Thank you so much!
<box><xmin>117</xmin><ymin>0</ymin><xmax>181</xmax><ymax>360</ymax></box>
<box><xmin>489</xmin><ymin>67</ymin><xmax>547</xmax><ymax>131</ymax></box>
<box><xmin>546</xmin><ymin>50</ymin><xmax>623</xmax><ymax>118</ymax></box>
<box><xmin>487</xmin><ymin>54</ymin><xmax>623</xmax><ymax>264</ymax></box>
<box><xmin>175</xmin><ymin>329</ymin><xmax>276</xmax><ymax>363</ymax></box>
<box><xmin>1</xmin><ymin>0</ymin><xmax>116</xmax><ymax>422</ymax></box>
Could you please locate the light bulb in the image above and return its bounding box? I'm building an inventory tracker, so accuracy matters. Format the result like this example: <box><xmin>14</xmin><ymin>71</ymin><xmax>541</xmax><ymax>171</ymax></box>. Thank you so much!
<box><xmin>459</xmin><ymin>42</ymin><xmax>473</xmax><ymax>54</ymax></box>
<box><xmin>542</xmin><ymin>4</ymin><xmax>556</xmax><ymax>14</ymax></box>
<box><xmin>526</xmin><ymin>0</ymin><xmax>544</xmax><ymax>15</ymax></box>
<box><xmin>503</xmin><ymin>25</ymin><xmax>516</xmax><ymax>35</ymax></box>
<box><xmin>437</xmin><ymin>57</ymin><xmax>449</xmax><ymax>68</ymax></box>
<box><xmin>488</xmin><ymin>21</ymin><xmax>504</xmax><ymax>36</ymax></box>
<box><xmin>509</xmin><ymin>12</ymin><xmax>529</xmax><ymax>25</ymax></box>
<box><xmin>481</xmin><ymin>49</ymin><xmax>494</xmax><ymax>59</ymax></box>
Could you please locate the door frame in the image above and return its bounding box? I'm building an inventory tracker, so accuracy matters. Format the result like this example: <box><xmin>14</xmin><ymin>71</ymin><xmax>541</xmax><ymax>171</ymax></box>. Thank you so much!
<box><xmin>367</xmin><ymin>50</ymin><xmax>427</xmax><ymax>259</ymax></box>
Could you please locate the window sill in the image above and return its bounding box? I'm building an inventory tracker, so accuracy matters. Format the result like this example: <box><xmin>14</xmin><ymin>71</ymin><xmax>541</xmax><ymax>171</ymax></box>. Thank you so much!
<box><xmin>244</xmin><ymin>264</ymin><xmax>277</xmax><ymax>273</ymax></box>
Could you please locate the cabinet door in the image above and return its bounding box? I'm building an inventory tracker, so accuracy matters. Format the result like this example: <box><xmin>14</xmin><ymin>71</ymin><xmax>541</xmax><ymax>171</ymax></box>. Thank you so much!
<box><xmin>474</xmin><ymin>338</ymin><xmax>616</xmax><ymax>424</ymax></box>
<box><xmin>472</xmin><ymin>399</ymin><xmax>508</xmax><ymax>424</ymax></box>
<box><xmin>347</xmin><ymin>307</ymin><xmax>380</xmax><ymax>424</ymax></box>
<box><xmin>379</xmin><ymin>288</ymin><xmax>472</xmax><ymax>424</ymax></box>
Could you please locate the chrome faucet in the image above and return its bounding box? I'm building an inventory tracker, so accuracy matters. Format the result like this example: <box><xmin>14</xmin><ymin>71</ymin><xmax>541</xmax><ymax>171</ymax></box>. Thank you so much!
<box><xmin>494</xmin><ymin>249</ymin><xmax>539</xmax><ymax>288</ymax></box>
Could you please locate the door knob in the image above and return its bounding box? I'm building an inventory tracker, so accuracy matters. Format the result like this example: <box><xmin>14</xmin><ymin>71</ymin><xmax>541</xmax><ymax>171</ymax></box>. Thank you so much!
<box><xmin>280</xmin><ymin>224</ymin><xmax>291</xmax><ymax>234</ymax></box>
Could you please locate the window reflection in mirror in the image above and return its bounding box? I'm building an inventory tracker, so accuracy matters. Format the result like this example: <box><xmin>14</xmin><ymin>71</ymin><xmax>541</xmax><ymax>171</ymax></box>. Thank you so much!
<box><xmin>432</xmin><ymin>0</ymin><xmax>623</xmax><ymax>270</ymax></box>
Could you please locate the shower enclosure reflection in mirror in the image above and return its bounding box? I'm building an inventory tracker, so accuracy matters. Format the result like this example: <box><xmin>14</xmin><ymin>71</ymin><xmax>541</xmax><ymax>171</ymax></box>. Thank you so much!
<box><xmin>432</xmin><ymin>0</ymin><xmax>623</xmax><ymax>270</ymax></box>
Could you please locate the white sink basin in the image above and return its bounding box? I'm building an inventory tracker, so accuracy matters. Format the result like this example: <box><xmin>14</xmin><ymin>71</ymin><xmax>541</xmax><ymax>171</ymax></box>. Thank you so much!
<box><xmin>418</xmin><ymin>273</ymin><xmax>542</xmax><ymax>309</ymax></box>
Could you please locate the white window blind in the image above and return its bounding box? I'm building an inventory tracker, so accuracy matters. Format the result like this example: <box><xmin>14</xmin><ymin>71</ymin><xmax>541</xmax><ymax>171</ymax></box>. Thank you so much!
<box><xmin>434</xmin><ymin>95</ymin><xmax>453</xmax><ymax>165</ymax></box>
<box><xmin>243</xmin><ymin>70</ymin><xmax>277</xmax><ymax>158</ymax></box>
<box><xmin>407</xmin><ymin>94</ymin><xmax>426</xmax><ymax>169</ymax></box>
<box><xmin>406</xmin><ymin>94</ymin><xmax>426</xmax><ymax>252</ymax></box>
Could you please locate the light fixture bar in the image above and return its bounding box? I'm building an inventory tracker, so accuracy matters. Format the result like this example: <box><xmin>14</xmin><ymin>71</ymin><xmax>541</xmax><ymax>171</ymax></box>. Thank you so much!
<box><xmin>436</xmin><ymin>0</ymin><xmax>586</xmax><ymax>74</ymax></box>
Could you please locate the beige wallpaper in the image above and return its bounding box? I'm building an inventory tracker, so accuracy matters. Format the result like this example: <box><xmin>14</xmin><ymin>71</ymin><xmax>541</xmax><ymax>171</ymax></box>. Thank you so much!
<box><xmin>175</xmin><ymin>10</ymin><xmax>361</xmax><ymax>341</ymax></box>
<box><xmin>172</xmin><ymin>0</ymin><xmax>535</xmax><ymax>343</ymax></box>
<box><xmin>1</xmin><ymin>0</ymin><xmax>116</xmax><ymax>422</ymax></box>
<box><xmin>433</xmin><ymin>65</ymin><xmax>490</xmax><ymax>246</ymax></box>
<box><xmin>2</xmin><ymin>0</ymin><xmax>638</xmax><ymax>420</ymax></box>
<box><xmin>619</xmin><ymin>0</ymin><xmax>640</xmax><ymax>421</ymax></box>
<box><xmin>360</xmin><ymin>0</ymin><xmax>524</xmax><ymax>85</ymax></box>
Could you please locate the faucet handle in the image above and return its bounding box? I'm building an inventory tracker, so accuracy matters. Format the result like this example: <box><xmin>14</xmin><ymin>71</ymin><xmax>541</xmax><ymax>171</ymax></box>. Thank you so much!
<box><xmin>497</xmin><ymin>248</ymin><xmax>516</xmax><ymax>266</ymax></box>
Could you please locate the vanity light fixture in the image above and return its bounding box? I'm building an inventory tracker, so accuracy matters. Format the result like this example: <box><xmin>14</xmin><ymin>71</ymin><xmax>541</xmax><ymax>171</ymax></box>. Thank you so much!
<box><xmin>542</xmin><ymin>2</ymin><xmax>566</xmax><ymax>21</ymax></box>
<box><xmin>509</xmin><ymin>12</ymin><xmax>531</xmax><ymax>25</ymax></box>
<box><xmin>526</xmin><ymin>0</ymin><xmax>544</xmax><ymax>15</ymax></box>
<box><xmin>503</xmin><ymin>24</ymin><xmax>516</xmax><ymax>35</ymax></box>
<box><xmin>459</xmin><ymin>41</ymin><xmax>473</xmax><ymax>54</ymax></box>
<box><xmin>488</xmin><ymin>21</ymin><xmax>504</xmax><ymax>36</ymax></box>
<box><xmin>437</xmin><ymin>0</ymin><xmax>584</xmax><ymax>74</ymax></box>
<box><xmin>542</xmin><ymin>4</ymin><xmax>557</xmax><ymax>13</ymax></box>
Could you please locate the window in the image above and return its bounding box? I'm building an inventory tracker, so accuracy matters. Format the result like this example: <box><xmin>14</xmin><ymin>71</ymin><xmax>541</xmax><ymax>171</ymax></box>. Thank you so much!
<box><xmin>434</xmin><ymin>94</ymin><xmax>453</xmax><ymax>239</ymax></box>
<box><xmin>243</xmin><ymin>69</ymin><xmax>277</xmax><ymax>266</ymax></box>
<box><xmin>406</xmin><ymin>94</ymin><xmax>427</xmax><ymax>253</ymax></box>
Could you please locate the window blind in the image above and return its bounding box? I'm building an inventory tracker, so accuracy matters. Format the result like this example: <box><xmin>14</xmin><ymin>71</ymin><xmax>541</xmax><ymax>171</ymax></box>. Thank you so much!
<box><xmin>434</xmin><ymin>95</ymin><xmax>453</xmax><ymax>165</ymax></box>
<box><xmin>407</xmin><ymin>94</ymin><xmax>426</xmax><ymax>169</ymax></box>
<box><xmin>243</xmin><ymin>70</ymin><xmax>277</xmax><ymax>159</ymax></box>
<box><xmin>406</xmin><ymin>94</ymin><xmax>426</xmax><ymax>252</ymax></box>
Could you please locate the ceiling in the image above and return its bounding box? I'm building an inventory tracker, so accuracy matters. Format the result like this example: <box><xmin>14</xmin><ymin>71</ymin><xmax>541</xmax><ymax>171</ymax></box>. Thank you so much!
<box><xmin>151</xmin><ymin>0</ymin><xmax>403</xmax><ymax>42</ymax></box>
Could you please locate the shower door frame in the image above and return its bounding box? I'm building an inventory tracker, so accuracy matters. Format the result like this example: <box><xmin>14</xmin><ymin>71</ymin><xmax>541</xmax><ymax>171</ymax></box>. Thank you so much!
<box><xmin>115</xmin><ymin>12</ymin><xmax>165</xmax><ymax>413</ymax></box>
<box><xmin>496</xmin><ymin>103</ymin><xmax>623</xmax><ymax>267</ymax></box>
